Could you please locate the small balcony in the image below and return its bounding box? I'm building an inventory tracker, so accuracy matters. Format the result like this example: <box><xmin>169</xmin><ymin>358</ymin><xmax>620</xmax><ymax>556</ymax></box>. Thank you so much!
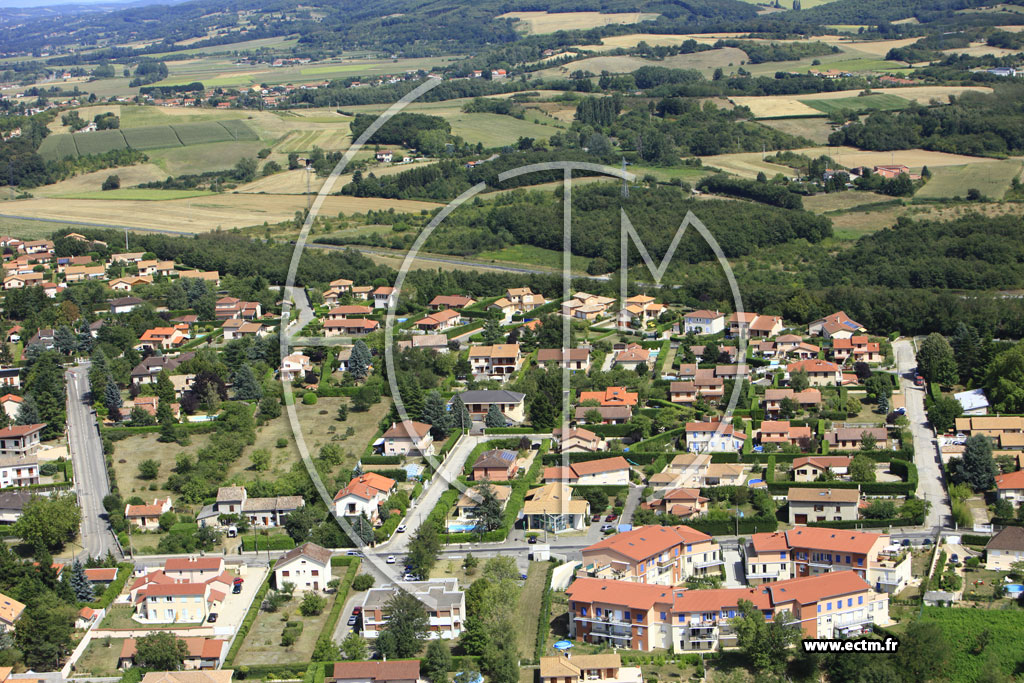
<box><xmin>746</xmin><ymin>570</ymin><xmax>780</xmax><ymax>579</ymax></box>
<box><xmin>694</xmin><ymin>559</ymin><xmax>725</xmax><ymax>569</ymax></box>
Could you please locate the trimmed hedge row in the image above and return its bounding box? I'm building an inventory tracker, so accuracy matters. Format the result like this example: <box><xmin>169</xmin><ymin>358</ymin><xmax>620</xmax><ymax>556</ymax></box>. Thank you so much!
<box><xmin>586</xmin><ymin>423</ymin><xmax>635</xmax><ymax>437</ymax></box>
<box><xmin>318</xmin><ymin>557</ymin><xmax>360</xmax><ymax>647</ymax></box>
<box><xmin>533</xmin><ymin>561</ymin><xmax>557</xmax><ymax>664</ymax></box>
<box><xmin>961</xmin><ymin>534</ymin><xmax>993</xmax><ymax>546</ymax></box>
<box><xmin>223</xmin><ymin>559</ymin><xmax>277</xmax><ymax>667</ymax></box>
<box><xmin>630</xmin><ymin>426</ymin><xmax>685</xmax><ymax>452</ymax></box>
<box><xmin>360</xmin><ymin>455</ymin><xmax>402</xmax><ymax>466</ymax></box>
<box><xmin>807</xmin><ymin>519</ymin><xmax>902</xmax><ymax>529</ymax></box>
<box><xmin>541</xmin><ymin>450</ymin><xmax>664</xmax><ymax>466</ymax></box>
<box><xmin>101</xmin><ymin>421</ymin><xmax>219</xmax><ymax>440</ymax></box>
<box><xmin>87</xmin><ymin>563</ymin><xmax>133</xmax><ymax>610</ymax></box>
<box><xmin>572</xmin><ymin>484</ymin><xmax>629</xmax><ymax>499</ymax></box>
<box><xmin>484</xmin><ymin>427</ymin><xmax>536</xmax><ymax>434</ymax></box>
<box><xmin>684</xmin><ymin>516</ymin><xmax>778</xmax><ymax>535</ymax></box>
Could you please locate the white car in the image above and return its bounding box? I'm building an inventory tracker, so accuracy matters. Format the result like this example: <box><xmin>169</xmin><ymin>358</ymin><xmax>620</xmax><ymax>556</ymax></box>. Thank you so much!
<box><xmin>386</xmin><ymin>555</ymin><xmax>396</xmax><ymax>564</ymax></box>
<box><xmin>396</xmin><ymin>524</ymin><xmax>407</xmax><ymax>533</ymax></box>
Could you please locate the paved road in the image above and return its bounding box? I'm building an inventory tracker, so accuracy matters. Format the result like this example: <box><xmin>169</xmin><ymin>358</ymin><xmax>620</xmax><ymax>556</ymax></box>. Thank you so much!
<box><xmin>283</xmin><ymin>285</ymin><xmax>315</xmax><ymax>341</ymax></box>
<box><xmin>66</xmin><ymin>363</ymin><xmax>121</xmax><ymax>561</ymax></box>
<box><xmin>893</xmin><ymin>339</ymin><xmax>950</xmax><ymax>529</ymax></box>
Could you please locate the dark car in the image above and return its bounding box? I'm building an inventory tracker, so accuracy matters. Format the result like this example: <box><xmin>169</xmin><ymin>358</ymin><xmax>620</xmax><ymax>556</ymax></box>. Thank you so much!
<box><xmin>591</xmin><ymin>514</ymin><xmax>601</xmax><ymax>522</ymax></box>
<box><xmin>923</xmin><ymin>538</ymin><xmax>933</xmax><ymax>546</ymax></box>
<box><xmin>207</xmin><ymin>613</ymin><xmax>218</xmax><ymax>623</ymax></box>
<box><xmin>353</xmin><ymin>606</ymin><xmax>362</xmax><ymax>616</ymax></box>
<box><xmin>900</xmin><ymin>539</ymin><xmax>911</xmax><ymax>547</ymax></box>
<box><xmin>606</xmin><ymin>514</ymin><xmax>618</xmax><ymax>522</ymax></box>
<box><xmin>528</xmin><ymin>536</ymin><xmax>538</xmax><ymax>544</ymax></box>
<box><xmin>232</xmin><ymin>584</ymin><xmax>242</xmax><ymax>594</ymax></box>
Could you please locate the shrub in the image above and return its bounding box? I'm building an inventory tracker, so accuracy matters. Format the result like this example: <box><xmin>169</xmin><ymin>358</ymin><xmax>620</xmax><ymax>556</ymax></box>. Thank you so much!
<box><xmin>302</xmin><ymin>392</ymin><xmax>318</xmax><ymax>405</ymax></box>
<box><xmin>352</xmin><ymin>574</ymin><xmax>375</xmax><ymax>591</ymax></box>
<box><xmin>299</xmin><ymin>591</ymin><xmax>327</xmax><ymax>616</ymax></box>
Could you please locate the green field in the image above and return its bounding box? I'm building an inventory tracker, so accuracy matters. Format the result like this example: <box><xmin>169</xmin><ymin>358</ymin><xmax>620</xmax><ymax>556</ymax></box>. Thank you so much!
<box><xmin>476</xmin><ymin>244</ymin><xmax>594</xmax><ymax>273</ymax></box>
<box><xmin>38</xmin><ymin>121</ymin><xmax>258</xmax><ymax>160</ymax></box>
<box><xmin>59</xmin><ymin>189</ymin><xmax>214</xmax><ymax>201</ymax></box>
<box><xmin>447</xmin><ymin>112</ymin><xmax>561</xmax><ymax>146</ymax></box>
<box><xmin>914</xmin><ymin>607</ymin><xmax>1024</xmax><ymax>681</ymax></box>
<box><xmin>801</xmin><ymin>93</ymin><xmax>911</xmax><ymax>114</ymax></box>
<box><xmin>914</xmin><ymin>159</ymin><xmax>1023</xmax><ymax>200</ymax></box>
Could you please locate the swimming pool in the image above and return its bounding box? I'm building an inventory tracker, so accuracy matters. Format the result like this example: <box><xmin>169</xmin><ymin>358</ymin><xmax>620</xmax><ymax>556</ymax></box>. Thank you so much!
<box><xmin>1006</xmin><ymin>583</ymin><xmax>1024</xmax><ymax>595</ymax></box>
<box><xmin>447</xmin><ymin>523</ymin><xmax>478</xmax><ymax>533</ymax></box>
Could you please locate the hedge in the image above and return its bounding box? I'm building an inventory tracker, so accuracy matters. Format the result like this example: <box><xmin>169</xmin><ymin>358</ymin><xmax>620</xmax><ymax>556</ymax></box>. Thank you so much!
<box><xmin>444</xmin><ymin>321</ymin><xmax>484</xmax><ymax>339</ymax></box>
<box><xmin>630</xmin><ymin>426</ymin><xmax>685</xmax><ymax>452</ymax></box>
<box><xmin>572</xmin><ymin>484</ymin><xmax>628</xmax><ymax>500</ymax></box>
<box><xmin>224</xmin><ymin>559</ymin><xmax>277</xmax><ymax>666</ymax></box>
<box><xmin>360</xmin><ymin>455</ymin><xmax>402</xmax><ymax>466</ymax></box>
<box><xmin>961</xmin><ymin>534</ymin><xmax>993</xmax><ymax>546</ymax></box>
<box><xmin>484</xmin><ymin>427</ymin><xmax>536</xmax><ymax>434</ymax></box>
<box><xmin>683</xmin><ymin>516</ymin><xmax>778</xmax><ymax>535</ymax></box>
<box><xmin>533</xmin><ymin>562</ymin><xmax>557</xmax><ymax>664</ymax></box>
<box><xmin>541</xmin><ymin>450</ymin><xmax>664</xmax><ymax>466</ymax></box>
<box><xmin>463</xmin><ymin>438</ymin><xmax>520</xmax><ymax>477</ymax></box>
<box><xmin>87</xmin><ymin>563</ymin><xmax>133</xmax><ymax>610</ymax></box>
<box><xmin>101</xmin><ymin>421</ymin><xmax>219</xmax><ymax>440</ymax></box>
<box><xmin>241</xmin><ymin>534</ymin><xmax>296</xmax><ymax>551</ymax></box>
<box><xmin>234</xmin><ymin>665</ymin><xmax>310</xmax><ymax>680</ymax></box>
<box><xmin>807</xmin><ymin>518</ymin><xmax>904</xmax><ymax>529</ymax></box>
<box><xmin>318</xmin><ymin>557</ymin><xmax>360</xmax><ymax>647</ymax></box>
<box><xmin>364</xmin><ymin>468</ymin><xmax>408</xmax><ymax>482</ymax></box>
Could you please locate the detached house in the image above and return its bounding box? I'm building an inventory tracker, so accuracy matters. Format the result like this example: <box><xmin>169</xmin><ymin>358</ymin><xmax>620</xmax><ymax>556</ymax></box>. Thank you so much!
<box><xmin>280</xmin><ymin>353</ymin><xmax>312</xmax><ymax>382</ymax></box>
<box><xmin>762</xmin><ymin>388</ymin><xmax>821</xmax><ymax>415</ymax></box>
<box><xmin>825</xmin><ymin>427</ymin><xmax>888</xmax><ymax>451</ymax></box>
<box><xmin>832</xmin><ymin>337</ymin><xmax>883</xmax><ymax>364</ymax></box>
<box><xmin>372</xmin><ymin>286</ymin><xmax>396</xmax><ymax>309</ymax></box>
<box><xmin>274</xmin><ymin>542</ymin><xmax>332</xmax><ymax>592</ymax></box>
<box><xmin>788</xmin><ymin>487</ymin><xmax>861</xmax><ymax>524</ymax></box>
<box><xmin>333</xmin><ymin>473</ymin><xmax>397</xmax><ymax>523</ymax></box>
<box><xmin>758</xmin><ymin>421</ymin><xmax>813</xmax><ymax>447</ymax></box>
<box><xmin>429</xmin><ymin>294</ymin><xmax>475</xmax><ymax>310</ymax></box>
<box><xmin>468</xmin><ymin>344</ymin><xmax>522</xmax><ymax>381</ymax></box>
<box><xmin>787</xmin><ymin>359</ymin><xmax>841</xmax><ymax>387</ymax></box>
<box><xmin>379</xmin><ymin>421</ymin><xmax>434</xmax><ymax>457</ymax></box>
<box><xmin>613</xmin><ymin>344</ymin><xmax>650</xmax><ymax>371</ymax></box>
<box><xmin>125</xmin><ymin>497</ymin><xmax>173</xmax><ymax>529</ymax></box>
<box><xmin>985</xmin><ymin>526</ymin><xmax>1024</xmax><ymax>571</ymax></box>
<box><xmin>682</xmin><ymin>310</ymin><xmax>725</xmax><ymax>336</ymax></box>
<box><xmin>809</xmin><ymin>311</ymin><xmax>866</xmax><ymax>339</ymax></box>
<box><xmin>136</xmin><ymin>327</ymin><xmax>187</xmax><ymax>351</ymax></box>
<box><xmin>454</xmin><ymin>390</ymin><xmax>526</xmax><ymax>424</ymax></box>
<box><xmin>506</xmin><ymin>287</ymin><xmax>545</xmax><ymax>313</ymax></box>
<box><xmin>791</xmin><ymin>456</ymin><xmax>853</xmax><ymax>482</ymax></box>
<box><xmin>579</xmin><ymin>386</ymin><xmax>638</xmax><ymax>408</ymax></box>
<box><xmin>415</xmin><ymin>309</ymin><xmax>461</xmax><ymax>332</ymax></box>
<box><xmin>472</xmin><ymin>449</ymin><xmax>518</xmax><ymax>481</ymax></box>
<box><xmin>552</xmin><ymin>427</ymin><xmax>606</xmax><ymax>453</ymax></box>
<box><xmin>685</xmin><ymin>421</ymin><xmax>745</xmax><ymax>453</ymax></box>
<box><xmin>215</xmin><ymin>297</ymin><xmax>262</xmax><ymax>321</ymax></box>
<box><xmin>537</xmin><ymin>348</ymin><xmax>591</xmax><ymax>372</ymax></box>
<box><xmin>543</xmin><ymin>455</ymin><xmax>629</xmax><ymax>485</ymax></box>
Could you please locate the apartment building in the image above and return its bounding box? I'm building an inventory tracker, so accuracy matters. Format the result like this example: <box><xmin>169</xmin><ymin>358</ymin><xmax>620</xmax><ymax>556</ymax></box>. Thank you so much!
<box><xmin>361</xmin><ymin>579</ymin><xmax>465</xmax><ymax>639</ymax></box>
<box><xmin>788</xmin><ymin>488</ymin><xmax>861</xmax><ymax>524</ymax></box>
<box><xmin>579</xmin><ymin>525</ymin><xmax>722</xmax><ymax>586</ymax></box>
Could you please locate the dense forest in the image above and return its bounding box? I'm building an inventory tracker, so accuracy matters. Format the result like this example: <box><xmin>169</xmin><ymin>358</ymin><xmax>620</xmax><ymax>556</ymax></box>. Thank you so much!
<box><xmin>828</xmin><ymin>86</ymin><xmax>1024</xmax><ymax>155</ymax></box>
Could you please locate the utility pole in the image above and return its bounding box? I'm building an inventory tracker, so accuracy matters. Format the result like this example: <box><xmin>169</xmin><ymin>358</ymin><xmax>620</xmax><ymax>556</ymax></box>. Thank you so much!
<box><xmin>621</xmin><ymin>158</ymin><xmax>628</xmax><ymax>199</ymax></box>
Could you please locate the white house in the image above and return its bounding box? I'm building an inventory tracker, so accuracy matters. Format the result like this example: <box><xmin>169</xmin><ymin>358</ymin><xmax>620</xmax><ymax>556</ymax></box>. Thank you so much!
<box><xmin>274</xmin><ymin>542</ymin><xmax>332</xmax><ymax>592</ymax></box>
<box><xmin>986</xmin><ymin>526</ymin><xmax>1024</xmax><ymax>571</ymax></box>
<box><xmin>683</xmin><ymin>310</ymin><xmax>725</xmax><ymax>336</ymax></box>
<box><xmin>280</xmin><ymin>353</ymin><xmax>312</xmax><ymax>382</ymax></box>
<box><xmin>684</xmin><ymin>421</ymin><xmax>745</xmax><ymax>453</ymax></box>
<box><xmin>379</xmin><ymin>421</ymin><xmax>434</xmax><ymax>457</ymax></box>
<box><xmin>333</xmin><ymin>473</ymin><xmax>397</xmax><ymax>523</ymax></box>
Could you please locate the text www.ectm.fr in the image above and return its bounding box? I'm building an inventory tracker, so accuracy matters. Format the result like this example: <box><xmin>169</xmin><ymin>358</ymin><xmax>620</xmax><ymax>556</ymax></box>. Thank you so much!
<box><xmin>802</xmin><ymin>637</ymin><xmax>899</xmax><ymax>654</ymax></box>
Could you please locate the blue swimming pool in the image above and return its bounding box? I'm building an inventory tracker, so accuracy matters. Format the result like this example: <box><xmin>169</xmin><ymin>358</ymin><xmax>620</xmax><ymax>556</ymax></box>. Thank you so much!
<box><xmin>447</xmin><ymin>523</ymin><xmax>478</xmax><ymax>533</ymax></box>
<box><xmin>1007</xmin><ymin>583</ymin><xmax>1024</xmax><ymax>595</ymax></box>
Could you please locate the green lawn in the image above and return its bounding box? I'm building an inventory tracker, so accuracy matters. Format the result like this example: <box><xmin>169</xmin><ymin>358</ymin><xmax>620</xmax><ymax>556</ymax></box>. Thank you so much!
<box><xmin>74</xmin><ymin>636</ymin><xmax>126</xmax><ymax>676</ymax></box>
<box><xmin>915</xmin><ymin>607</ymin><xmax>1024</xmax><ymax>680</ymax></box>
<box><xmin>801</xmin><ymin>93</ymin><xmax>911</xmax><ymax>114</ymax></box>
<box><xmin>99</xmin><ymin>604</ymin><xmax>178</xmax><ymax>630</ymax></box>
<box><xmin>59</xmin><ymin>189</ymin><xmax>215</xmax><ymax>201</ymax></box>
<box><xmin>515</xmin><ymin>561</ymin><xmax>552</xmax><ymax>657</ymax></box>
<box><xmin>447</xmin><ymin>113</ymin><xmax>562</xmax><ymax>147</ymax></box>
<box><xmin>914</xmin><ymin>159</ymin><xmax>1023</xmax><ymax>201</ymax></box>
<box><xmin>0</xmin><ymin>216</ymin><xmax>68</xmax><ymax>239</ymax></box>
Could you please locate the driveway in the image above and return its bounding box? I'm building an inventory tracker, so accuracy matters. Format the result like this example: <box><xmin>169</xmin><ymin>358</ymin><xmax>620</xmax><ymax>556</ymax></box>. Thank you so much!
<box><xmin>283</xmin><ymin>285</ymin><xmax>314</xmax><ymax>341</ymax></box>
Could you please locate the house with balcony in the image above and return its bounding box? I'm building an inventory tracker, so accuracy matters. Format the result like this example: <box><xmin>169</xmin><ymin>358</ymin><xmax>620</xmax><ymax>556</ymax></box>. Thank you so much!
<box><xmin>137</xmin><ymin>260</ymin><xmax>176</xmax><ymax>278</ymax></box>
<box><xmin>469</xmin><ymin>344</ymin><xmax>522</xmax><ymax>381</ymax></box>
<box><xmin>523</xmin><ymin>483</ymin><xmax>589</xmax><ymax>532</ymax></box>
<box><xmin>135</xmin><ymin>327</ymin><xmax>187</xmax><ymax>352</ymax></box>
<box><xmin>684</xmin><ymin>421</ymin><xmax>745</xmax><ymax>453</ymax></box>
<box><xmin>279</xmin><ymin>353</ymin><xmax>312</xmax><ymax>382</ymax></box>
<box><xmin>372</xmin><ymin>287</ymin><xmax>397</xmax><ymax>309</ymax></box>
<box><xmin>995</xmin><ymin>470</ymin><xmax>1024</xmax><ymax>507</ymax></box>
<box><xmin>787</xmin><ymin>359</ymin><xmax>841</xmax><ymax>387</ymax></box>
<box><xmin>164</xmin><ymin>558</ymin><xmax>225</xmax><ymax>583</ymax></box>
<box><xmin>0</xmin><ymin>452</ymin><xmax>38</xmax><ymax>489</ymax></box>
<box><xmin>429</xmin><ymin>294</ymin><xmax>476</xmax><ymax>311</ymax></box>
<box><xmin>791</xmin><ymin>456</ymin><xmax>852</xmax><ymax>482</ymax></box>
<box><xmin>620</xmin><ymin>296</ymin><xmax>665</xmax><ymax>329</ymax></box>
<box><xmin>985</xmin><ymin>526</ymin><xmax>1024</xmax><ymax>570</ymax></box>
<box><xmin>682</xmin><ymin>310</ymin><xmax>725</xmax><ymax>336</ymax></box>
<box><xmin>646</xmin><ymin>487</ymin><xmax>709</xmax><ymax>518</ymax></box>
<box><xmin>544</xmin><ymin>456</ymin><xmax>629</xmax><ymax>485</ymax></box>
<box><xmin>505</xmin><ymin>287</ymin><xmax>545</xmax><ymax>313</ymax></box>
<box><xmin>551</xmin><ymin>427</ymin><xmax>606</xmax><ymax>453</ymax></box>
<box><xmin>758</xmin><ymin>421</ymin><xmax>812</xmax><ymax>448</ymax></box>
<box><xmin>379</xmin><ymin>421</ymin><xmax>434</xmax><ymax>457</ymax></box>
<box><xmin>333</xmin><ymin>473</ymin><xmax>397</xmax><ymax>523</ymax></box>
<box><xmin>125</xmin><ymin>497</ymin><xmax>173</xmax><ymax>529</ymax></box>
<box><xmin>579</xmin><ymin>525</ymin><xmax>722</xmax><ymax>586</ymax></box>
<box><xmin>788</xmin><ymin>488</ymin><xmax>861</xmax><ymax>524</ymax></box>
<box><xmin>539</xmin><ymin>653</ymin><xmax>640</xmax><ymax>683</ymax></box>
<box><xmin>561</xmin><ymin>292</ymin><xmax>615</xmax><ymax>321</ymax></box>
<box><xmin>453</xmin><ymin>390</ymin><xmax>526</xmax><ymax>424</ymax></box>
<box><xmin>133</xmin><ymin>583</ymin><xmax>220</xmax><ymax>624</ymax></box>
<box><xmin>360</xmin><ymin>579</ymin><xmax>465</xmax><ymax>639</ymax></box>
<box><xmin>832</xmin><ymin>337</ymin><xmax>883</xmax><ymax>364</ymax></box>
<box><xmin>579</xmin><ymin>386</ymin><xmax>638</xmax><ymax>408</ymax></box>
<box><xmin>693</xmin><ymin>370</ymin><xmax>724</xmax><ymax>401</ymax></box>
<box><xmin>454</xmin><ymin>484</ymin><xmax>512</xmax><ymax>522</ymax></box>
<box><xmin>762</xmin><ymin>388</ymin><xmax>821</xmax><ymax>416</ymax></box>
<box><xmin>537</xmin><ymin>348</ymin><xmax>591</xmax><ymax>372</ymax></box>
<box><xmin>809</xmin><ymin>311</ymin><xmax>866</xmax><ymax>340</ymax></box>
<box><xmin>825</xmin><ymin>427</ymin><xmax>888</xmax><ymax>451</ymax></box>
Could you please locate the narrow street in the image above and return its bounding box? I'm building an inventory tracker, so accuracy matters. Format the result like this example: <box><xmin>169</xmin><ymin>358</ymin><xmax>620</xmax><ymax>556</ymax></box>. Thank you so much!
<box><xmin>66</xmin><ymin>363</ymin><xmax>121</xmax><ymax>560</ymax></box>
<box><xmin>893</xmin><ymin>339</ymin><xmax>950</xmax><ymax>530</ymax></box>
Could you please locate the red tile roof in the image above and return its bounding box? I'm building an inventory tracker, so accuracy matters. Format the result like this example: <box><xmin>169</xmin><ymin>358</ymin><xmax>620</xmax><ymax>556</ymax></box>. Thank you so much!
<box><xmin>566</xmin><ymin>577</ymin><xmax>674</xmax><ymax>611</ymax></box>
<box><xmin>996</xmin><ymin>470</ymin><xmax>1024</xmax><ymax>490</ymax></box>
<box><xmin>582</xmin><ymin>525</ymin><xmax>712</xmax><ymax>562</ymax></box>
<box><xmin>331</xmin><ymin>660</ymin><xmax>420</xmax><ymax>682</ymax></box>
<box><xmin>165</xmin><ymin>558</ymin><xmax>223</xmax><ymax>572</ymax></box>
<box><xmin>785</xmin><ymin>527</ymin><xmax>882</xmax><ymax>554</ymax></box>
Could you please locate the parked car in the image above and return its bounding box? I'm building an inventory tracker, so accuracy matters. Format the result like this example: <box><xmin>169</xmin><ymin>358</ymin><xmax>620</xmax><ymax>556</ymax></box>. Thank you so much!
<box><xmin>951</xmin><ymin>554</ymin><xmax>959</xmax><ymax>564</ymax></box>
<box><xmin>397</xmin><ymin>524</ymin><xmax>407</xmax><ymax>533</ymax></box>
<box><xmin>900</xmin><ymin>539</ymin><xmax>911</xmax><ymax>547</ymax></box>
<box><xmin>353</xmin><ymin>606</ymin><xmax>362</xmax><ymax>616</ymax></box>
<box><xmin>386</xmin><ymin>555</ymin><xmax>396</xmax><ymax>564</ymax></box>
<box><xmin>923</xmin><ymin>539</ymin><xmax>933</xmax><ymax>546</ymax></box>
<box><xmin>600</xmin><ymin>524</ymin><xmax>613</xmax><ymax>531</ymax></box>
<box><xmin>232</xmin><ymin>583</ymin><xmax>242</xmax><ymax>594</ymax></box>
<box><xmin>606</xmin><ymin>514</ymin><xmax>618</xmax><ymax>522</ymax></box>
<box><xmin>520</xmin><ymin>573</ymin><xmax>528</xmax><ymax>580</ymax></box>
<box><xmin>347</xmin><ymin>615</ymin><xmax>357</xmax><ymax>626</ymax></box>
<box><xmin>591</xmin><ymin>514</ymin><xmax>602</xmax><ymax>522</ymax></box>
<box><xmin>346</xmin><ymin>550</ymin><xmax>363</xmax><ymax>557</ymax></box>
<box><xmin>207</xmin><ymin>613</ymin><xmax>218</xmax><ymax>623</ymax></box>
<box><xmin>527</xmin><ymin>535</ymin><xmax>538</xmax><ymax>544</ymax></box>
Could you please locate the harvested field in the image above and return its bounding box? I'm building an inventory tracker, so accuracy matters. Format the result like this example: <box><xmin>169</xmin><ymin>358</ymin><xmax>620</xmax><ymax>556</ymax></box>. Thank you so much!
<box><xmin>791</xmin><ymin>145</ymin><xmax>1007</xmax><ymax>171</ymax></box>
<box><xmin>759</xmin><ymin>118</ymin><xmax>835</xmax><ymax>145</ymax></box>
<box><xmin>535</xmin><ymin>48</ymin><xmax>747</xmax><ymax>79</ymax></box>
<box><xmin>914</xmin><ymin>159</ymin><xmax>1024</xmax><ymax>200</ymax></box>
<box><xmin>499</xmin><ymin>11</ymin><xmax>660</xmax><ymax>34</ymax></box>
<box><xmin>3</xmin><ymin>193</ymin><xmax>443</xmax><ymax>232</ymax></box>
<box><xmin>733</xmin><ymin>85</ymin><xmax>993</xmax><ymax>118</ymax></box>
<box><xmin>801</xmin><ymin>93</ymin><xmax>910</xmax><ymax>114</ymax></box>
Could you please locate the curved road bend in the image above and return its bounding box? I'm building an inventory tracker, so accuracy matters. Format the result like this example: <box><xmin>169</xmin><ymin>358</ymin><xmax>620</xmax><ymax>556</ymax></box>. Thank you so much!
<box><xmin>66</xmin><ymin>363</ymin><xmax>121</xmax><ymax>560</ymax></box>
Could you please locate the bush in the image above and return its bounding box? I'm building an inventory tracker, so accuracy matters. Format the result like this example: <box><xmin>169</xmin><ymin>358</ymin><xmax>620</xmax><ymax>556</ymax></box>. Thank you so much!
<box><xmin>352</xmin><ymin>574</ymin><xmax>375</xmax><ymax>591</ymax></box>
<box><xmin>302</xmin><ymin>392</ymin><xmax>318</xmax><ymax>405</ymax></box>
<box><xmin>299</xmin><ymin>592</ymin><xmax>327</xmax><ymax>616</ymax></box>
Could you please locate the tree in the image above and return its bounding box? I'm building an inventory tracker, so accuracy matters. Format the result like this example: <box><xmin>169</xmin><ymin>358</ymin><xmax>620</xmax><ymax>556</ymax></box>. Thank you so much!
<box><xmin>251</xmin><ymin>449</ymin><xmax>270</xmax><ymax>471</ymax></box>
<box><xmin>897</xmin><ymin>620</ymin><xmax>948</xmax><ymax>682</ymax></box>
<box><xmin>731</xmin><ymin>598</ymin><xmax>801</xmax><ymax>673</ymax></box>
<box><xmin>15</xmin><ymin>395</ymin><xmax>41</xmax><ymax>425</ymax></box>
<box><xmin>102</xmin><ymin>175</ymin><xmax>120</xmax><ymax>191</ymax></box>
<box><xmin>104</xmin><ymin>379</ymin><xmax>122</xmax><ymax>418</ymax></box>
<box><xmin>259</xmin><ymin>393</ymin><xmax>282</xmax><ymax>419</ymax></box>
<box><xmin>951</xmin><ymin>322</ymin><xmax>980</xmax><ymax>384</ymax></box>
<box><xmin>777</xmin><ymin>396</ymin><xmax>799</xmax><ymax>419</ymax></box>
<box><xmin>342</xmin><ymin>631</ymin><xmax>368</xmax><ymax>660</ymax></box>
<box><xmin>927</xmin><ymin>396</ymin><xmax>962</xmax><ymax>434</ymax></box>
<box><xmin>450</xmin><ymin>394</ymin><xmax>471</xmax><ymax>432</ymax></box>
<box><xmin>482</xmin><ymin>556</ymin><xmax>519</xmax><ymax>582</ymax></box>
<box><xmin>789</xmin><ymin>368</ymin><xmax>809</xmax><ymax>392</ymax></box>
<box><xmin>135</xmin><ymin>632</ymin><xmax>188</xmax><ymax>670</ymax></box>
<box><xmin>469</xmin><ymin>484</ymin><xmax>504</xmax><ymax>533</ymax></box>
<box><xmin>423</xmin><ymin>639</ymin><xmax>452</xmax><ymax>683</ymax></box>
<box><xmin>15</xmin><ymin>595</ymin><xmax>74</xmax><ymax>670</ymax></box>
<box><xmin>235</xmin><ymin>156</ymin><xmax>258</xmax><ymax>183</ymax></box>
<box><xmin>848</xmin><ymin>453</ymin><xmax>876</xmax><ymax>482</ymax></box>
<box><xmin>949</xmin><ymin>434</ymin><xmax>998</xmax><ymax>492</ymax></box>
<box><xmin>283</xmin><ymin>503</ymin><xmax>321</xmax><ymax>543</ymax></box>
<box><xmin>407</xmin><ymin>523</ymin><xmax>441</xmax><ymax>579</ymax></box>
<box><xmin>299</xmin><ymin>591</ymin><xmax>327</xmax><ymax>616</ymax></box>
<box><xmin>158</xmin><ymin>510</ymin><xmax>177</xmax><ymax>531</ymax></box>
<box><xmin>348</xmin><ymin>340</ymin><xmax>372</xmax><ymax>380</ymax></box>
<box><xmin>138</xmin><ymin>458</ymin><xmax>160</xmax><ymax>480</ymax></box>
<box><xmin>485</xmin><ymin>402</ymin><xmax>506</xmax><ymax>428</ymax></box>
<box><xmin>481</xmin><ymin>318</ymin><xmax>503</xmax><ymax>345</ymax></box>
<box><xmin>864</xmin><ymin>374</ymin><xmax>892</xmax><ymax>402</ymax></box>
<box><xmin>864</xmin><ymin>499</ymin><xmax>897</xmax><ymax>519</ymax></box>
<box><xmin>353</xmin><ymin>574</ymin><xmax>375</xmax><ymax>591</ymax></box>
<box><xmin>69</xmin><ymin>559</ymin><xmax>94</xmax><ymax>602</ymax></box>
<box><xmin>312</xmin><ymin>635</ymin><xmax>340</xmax><ymax>662</ymax></box>
<box><xmin>13</xmin><ymin>493</ymin><xmax>81</xmax><ymax>551</ymax></box>
<box><xmin>859</xmin><ymin>431</ymin><xmax>878</xmax><ymax>452</ymax></box>
<box><xmin>917</xmin><ymin>333</ymin><xmax>958</xmax><ymax>386</ymax></box>
<box><xmin>421</xmin><ymin>390</ymin><xmax>452</xmax><ymax>439</ymax></box>
<box><xmin>232</xmin><ymin>365</ymin><xmax>263</xmax><ymax>401</ymax></box>
<box><xmin>54</xmin><ymin>326</ymin><xmax>76</xmax><ymax>355</ymax></box>
<box><xmin>376</xmin><ymin>591</ymin><xmax>429</xmax><ymax>658</ymax></box>
<box><xmin>528</xmin><ymin>392</ymin><xmax>559</xmax><ymax>430</ymax></box>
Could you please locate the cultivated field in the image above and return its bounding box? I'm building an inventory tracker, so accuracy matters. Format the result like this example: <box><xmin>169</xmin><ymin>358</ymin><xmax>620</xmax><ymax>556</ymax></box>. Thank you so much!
<box><xmin>37</xmin><ymin>120</ymin><xmax>259</xmax><ymax>160</ymax></box>
<box><xmin>693</xmin><ymin>152</ymin><xmax>797</xmax><ymax>180</ymax></box>
<box><xmin>4</xmin><ymin>193</ymin><xmax>443</xmax><ymax>232</ymax></box>
<box><xmin>535</xmin><ymin>48</ymin><xmax>747</xmax><ymax>79</ymax></box>
<box><xmin>273</xmin><ymin>128</ymin><xmax>351</xmax><ymax>153</ymax></box>
<box><xmin>29</xmin><ymin>163</ymin><xmax>170</xmax><ymax>197</ymax></box>
<box><xmin>146</xmin><ymin>140</ymin><xmax>268</xmax><ymax>175</ymax></box>
<box><xmin>759</xmin><ymin>118</ymin><xmax>835</xmax><ymax>145</ymax></box>
<box><xmin>914</xmin><ymin>159</ymin><xmax>1024</xmax><ymax>200</ymax></box>
<box><xmin>790</xmin><ymin>145</ymin><xmax>1009</xmax><ymax>171</ymax></box>
<box><xmin>498</xmin><ymin>11</ymin><xmax>660</xmax><ymax>34</ymax></box>
<box><xmin>800</xmin><ymin>93</ymin><xmax>910</xmax><ymax>114</ymax></box>
<box><xmin>732</xmin><ymin>85</ymin><xmax>993</xmax><ymax>118</ymax></box>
